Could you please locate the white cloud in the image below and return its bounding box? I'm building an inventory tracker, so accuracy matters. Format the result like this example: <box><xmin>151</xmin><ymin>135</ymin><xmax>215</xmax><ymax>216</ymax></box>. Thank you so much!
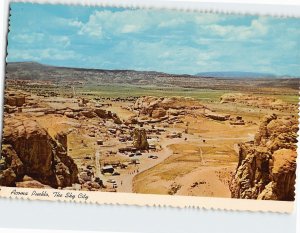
<box><xmin>11</xmin><ymin>32</ymin><xmax>70</xmax><ymax>48</ymax></box>
<box><xmin>55</xmin><ymin>17</ymin><xmax>83</xmax><ymax>28</ymax></box>
<box><xmin>205</xmin><ymin>17</ymin><xmax>268</xmax><ymax>41</ymax></box>
<box><xmin>158</xmin><ymin>18</ymin><xmax>186</xmax><ymax>28</ymax></box>
<box><xmin>68</xmin><ymin>19</ymin><xmax>84</xmax><ymax>28</ymax></box>
<box><xmin>195</xmin><ymin>14</ymin><xmax>222</xmax><ymax>25</ymax></box>
<box><xmin>50</xmin><ymin>35</ymin><xmax>71</xmax><ymax>48</ymax></box>
<box><xmin>75</xmin><ymin>10</ymin><xmax>152</xmax><ymax>38</ymax></box>
<box><xmin>121</xmin><ymin>24</ymin><xmax>142</xmax><ymax>33</ymax></box>
<box><xmin>12</xmin><ymin>32</ymin><xmax>44</xmax><ymax>44</ymax></box>
<box><xmin>75</xmin><ymin>10</ymin><xmax>224</xmax><ymax>38</ymax></box>
<box><xmin>9</xmin><ymin>48</ymin><xmax>79</xmax><ymax>61</ymax></box>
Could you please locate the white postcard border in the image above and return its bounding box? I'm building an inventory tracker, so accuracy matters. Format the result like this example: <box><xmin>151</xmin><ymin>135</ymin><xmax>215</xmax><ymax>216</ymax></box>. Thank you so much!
<box><xmin>0</xmin><ymin>0</ymin><xmax>299</xmax><ymax>214</ymax></box>
<box><xmin>0</xmin><ymin>186</ymin><xmax>295</xmax><ymax>213</ymax></box>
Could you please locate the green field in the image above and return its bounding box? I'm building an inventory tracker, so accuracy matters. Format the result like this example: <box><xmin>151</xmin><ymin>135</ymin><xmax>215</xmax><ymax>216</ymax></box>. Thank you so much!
<box><xmin>77</xmin><ymin>84</ymin><xmax>231</xmax><ymax>102</ymax></box>
<box><xmin>75</xmin><ymin>84</ymin><xmax>299</xmax><ymax>104</ymax></box>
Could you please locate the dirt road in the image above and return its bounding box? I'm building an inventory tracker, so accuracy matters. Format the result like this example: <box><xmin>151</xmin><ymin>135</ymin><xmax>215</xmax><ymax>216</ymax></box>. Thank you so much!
<box><xmin>112</xmin><ymin>138</ymin><xmax>182</xmax><ymax>193</ymax></box>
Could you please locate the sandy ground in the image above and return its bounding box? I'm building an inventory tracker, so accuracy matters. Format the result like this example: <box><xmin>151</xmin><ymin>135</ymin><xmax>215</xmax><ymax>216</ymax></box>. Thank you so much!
<box><xmin>175</xmin><ymin>165</ymin><xmax>235</xmax><ymax>197</ymax></box>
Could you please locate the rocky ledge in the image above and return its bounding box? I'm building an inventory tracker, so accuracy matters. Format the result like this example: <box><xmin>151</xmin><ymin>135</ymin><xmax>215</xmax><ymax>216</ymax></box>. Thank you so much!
<box><xmin>230</xmin><ymin>114</ymin><xmax>298</xmax><ymax>201</ymax></box>
<box><xmin>0</xmin><ymin>118</ymin><xmax>79</xmax><ymax>188</ymax></box>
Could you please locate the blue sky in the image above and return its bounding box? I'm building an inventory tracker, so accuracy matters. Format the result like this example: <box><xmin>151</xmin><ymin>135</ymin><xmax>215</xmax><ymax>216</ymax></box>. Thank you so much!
<box><xmin>7</xmin><ymin>3</ymin><xmax>300</xmax><ymax>76</ymax></box>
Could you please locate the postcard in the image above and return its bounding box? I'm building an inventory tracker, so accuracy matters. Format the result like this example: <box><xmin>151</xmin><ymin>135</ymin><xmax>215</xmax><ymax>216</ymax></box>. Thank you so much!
<box><xmin>0</xmin><ymin>2</ymin><xmax>299</xmax><ymax>212</ymax></box>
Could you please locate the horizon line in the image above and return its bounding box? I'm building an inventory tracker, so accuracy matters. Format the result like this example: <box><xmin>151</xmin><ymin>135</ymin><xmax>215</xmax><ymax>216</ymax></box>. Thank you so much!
<box><xmin>6</xmin><ymin>61</ymin><xmax>300</xmax><ymax>79</ymax></box>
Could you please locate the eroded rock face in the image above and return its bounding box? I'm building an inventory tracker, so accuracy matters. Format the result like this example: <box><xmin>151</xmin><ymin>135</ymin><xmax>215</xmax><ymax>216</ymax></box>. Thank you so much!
<box><xmin>258</xmin><ymin>149</ymin><xmax>296</xmax><ymax>200</ymax></box>
<box><xmin>0</xmin><ymin>119</ymin><xmax>78</xmax><ymax>188</ymax></box>
<box><xmin>230</xmin><ymin>114</ymin><xmax>298</xmax><ymax>201</ymax></box>
<box><xmin>132</xmin><ymin>128</ymin><xmax>149</xmax><ymax>150</ymax></box>
<box><xmin>0</xmin><ymin>145</ymin><xmax>25</xmax><ymax>186</ymax></box>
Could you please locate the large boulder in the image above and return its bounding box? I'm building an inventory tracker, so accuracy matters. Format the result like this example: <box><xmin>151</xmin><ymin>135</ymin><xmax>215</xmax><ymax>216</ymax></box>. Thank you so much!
<box><xmin>0</xmin><ymin>118</ymin><xmax>79</xmax><ymax>188</ymax></box>
<box><xmin>230</xmin><ymin>114</ymin><xmax>298</xmax><ymax>201</ymax></box>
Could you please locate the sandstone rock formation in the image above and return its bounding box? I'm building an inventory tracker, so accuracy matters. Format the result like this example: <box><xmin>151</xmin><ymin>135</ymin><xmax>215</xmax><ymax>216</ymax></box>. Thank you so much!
<box><xmin>230</xmin><ymin>114</ymin><xmax>298</xmax><ymax>201</ymax></box>
<box><xmin>16</xmin><ymin>175</ymin><xmax>52</xmax><ymax>189</ymax></box>
<box><xmin>81</xmin><ymin>110</ymin><xmax>97</xmax><ymax>118</ymax></box>
<box><xmin>220</xmin><ymin>93</ymin><xmax>296</xmax><ymax>112</ymax></box>
<box><xmin>0</xmin><ymin>118</ymin><xmax>79</xmax><ymax>188</ymax></box>
<box><xmin>132</xmin><ymin>128</ymin><xmax>149</xmax><ymax>150</ymax></box>
<box><xmin>151</xmin><ymin>108</ymin><xmax>167</xmax><ymax>118</ymax></box>
<box><xmin>94</xmin><ymin>108</ymin><xmax>122</xmax><ymax>124</ymax></box>
<box><xmin>5</xmin><ymin>93</ymin><xmax>26</xmax><ymax>107</ymax></box>
<box><xmin>134</xmin><ymin>96</ymin><xmax>206</xmax><ymax>119</ymax></box>
<box><xmin>204</xmin><ymin>109</ymin><xmax>230</xmax><ymax>121</ymax></box>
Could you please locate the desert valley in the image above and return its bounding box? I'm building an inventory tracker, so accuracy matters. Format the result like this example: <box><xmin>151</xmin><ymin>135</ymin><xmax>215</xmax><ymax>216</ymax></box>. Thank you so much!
<box><xmin>0</xmin><ymin>62</ymin><xmax>298</xmax><ymax>201</ymax></box>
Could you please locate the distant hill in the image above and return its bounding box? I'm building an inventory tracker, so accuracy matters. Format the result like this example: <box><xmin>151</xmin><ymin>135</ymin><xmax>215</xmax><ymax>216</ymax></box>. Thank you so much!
<box><xmin>195</xmin><ymin>71</ymin><xmax>279</xmax><ymax>79</ymax></box>
<box><xmin>5</xmin><ymin>62</ymin><xmax>299</xmax><ymax>93</ymax></box>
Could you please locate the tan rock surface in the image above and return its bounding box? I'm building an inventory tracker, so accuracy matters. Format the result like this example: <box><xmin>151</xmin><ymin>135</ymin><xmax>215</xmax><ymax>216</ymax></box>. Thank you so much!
<box><xmin>230</xmin><ymin>114</ymin><xmax>298</xmax><ymax>201</ymax></box>
<box><xmin>0</xmin><ymin>118</ymin><xmax>79</xmax><ymax>188</ymax></box>
<box><xmin>133</xmin><ymin>128</ymin><xmax>149</xmax><ymax>150</ymax></box>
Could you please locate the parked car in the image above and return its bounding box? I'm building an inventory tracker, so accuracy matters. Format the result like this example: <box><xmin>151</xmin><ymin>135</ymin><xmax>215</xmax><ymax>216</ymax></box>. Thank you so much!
<box><xmin>148</xmin><ymin>155</ymin><xmax>158</xmax><ymax>159</ymax></box>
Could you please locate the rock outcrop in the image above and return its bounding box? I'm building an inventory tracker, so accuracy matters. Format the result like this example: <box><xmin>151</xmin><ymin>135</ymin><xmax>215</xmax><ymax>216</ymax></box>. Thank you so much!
<box><xmin>230</xmin><ymin>114</ymin><xmax>298</xmax><ymax>201</ymax></box>
<box><xmin>0</xmin><ymin>118</ymin><xmax>79</xmax><ymax>188</ymax></box>
<box><xmin>220</xmin><ymin>93</ymin><xmax>296</xmax><ymax>112</ymax></box>
<box><xmin>134</xmin><ymin>96</ymin><xmax>206</xmax><ymax>119</ymax></box>
<box><xmin>204</xmin><ymin>110</ymin><xmax>230</xmax><ymax>121</ymax></box>
<box><xmin>132</xmin><ymin>128</ymin><xmax>149</xmax><ymax>150</ymax></box>
<box><xmin>94</xmin><ymin>108</ymin><xmax>122</xmax><ymax>124</ymax></box>
<box><xmin>5</xmin><ymin>93</ymin><xmax>26</xmax><ymax>107</ymax></box>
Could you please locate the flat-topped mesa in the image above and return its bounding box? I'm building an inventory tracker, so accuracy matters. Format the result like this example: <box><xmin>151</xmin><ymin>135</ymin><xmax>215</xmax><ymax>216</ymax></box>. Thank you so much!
<box><xmin>0</xmin><ymin>119</ymin><xmax>79</xmax><ymax>188</ymax></box>
<box><xmin>230</xmin><ymin>114</ymin><xmax>298</xmax><ymax>201</ymax></box>
<box><xmin>133</xmin><ymin>96</ymin><xmax>207</xmax><ymax>119</ymax></box>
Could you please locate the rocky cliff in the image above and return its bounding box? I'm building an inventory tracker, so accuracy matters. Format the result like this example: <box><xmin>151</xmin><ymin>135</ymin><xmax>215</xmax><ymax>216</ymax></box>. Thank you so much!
<box><xmin>230</xmin><ymin>114</ymin><xmax>298</xmax><ymax>201</ymax></box>
<box><xmin>0</xmin><ymin>118</ymin><xmax>79</xmax><ymax>188</ymax></box>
